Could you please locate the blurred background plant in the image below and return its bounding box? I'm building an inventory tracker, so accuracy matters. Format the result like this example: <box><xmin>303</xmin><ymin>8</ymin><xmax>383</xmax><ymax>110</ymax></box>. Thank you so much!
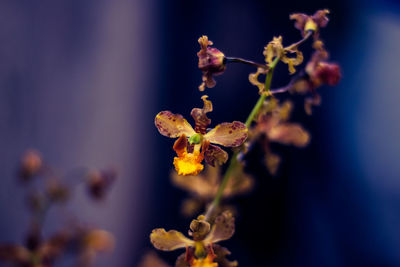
<box><xmin>0</xmin><ymin>150</ymin><xmax>116</xmax><ymax>267</ymax></box>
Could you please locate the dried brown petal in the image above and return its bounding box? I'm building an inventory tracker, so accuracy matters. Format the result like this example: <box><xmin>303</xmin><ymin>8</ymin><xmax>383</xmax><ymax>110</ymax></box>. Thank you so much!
<box><xmin>204</xmin><ymin>211</ymin><xmax>235</xmax><ymax>244</ymax></box>
<box><xmin>263</xmin><ymin>36</ymin><xmax>284</xmax><ymax>64</ymax></box>
<box><xmin>249</xmin><ymin>67</ymin><xmax>268</xmax><ymax>95</ymax></box>
<box><xmin>173</xmin><ymin>134</ymin><xmax>189</xmax><ymax>157</ymax></box>
<box><xmin>204</xmin><ymin>144</ymin><xmax>228</xmax><ymax>167</ymax></box>
<box><xmin>155</xmin><ymin>111</ymin><xmax>196</xmax><ymax>138</ymax></box>
<box><xmin>204</xmin><ymin>122</ymin><xmax>248</xmax><ymax>147</ymax></box>
<box><xmin>150</xmin><ymin>229</ymin><xmax>194</xmax><ymax>251</ymax></box>
<box><xmin>282</xmin><ymin>44</ymin><xmax>304</xmax><ymax>74</ymax></box>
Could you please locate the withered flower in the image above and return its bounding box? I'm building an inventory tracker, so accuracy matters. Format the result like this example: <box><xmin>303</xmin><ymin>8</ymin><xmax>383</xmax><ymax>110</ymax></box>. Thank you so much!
<box><xmin>155</xmin><ymin>96</ymin><xmax>248</xmax><ymax>176</ymax></box>
<box><xmin>291</xmin><ymin>49</ymin><xmax>341</xmax><ymax>115</ymax></box>
<box><xmin>290</xmin><ymin>9</ymin><xmax>330</xmax><ymax>39</ymax></box>
<box><xmin>150</xmin><ymin>211</ymin><xmax>236</xmax><ymax>267</ymax></box>
<box><xmin>249</xmin><ymin>36</ymin><xmax>304</xmax><ymax>92</ymax></box>
<box><xmin>197</xmin><ymin>36</ymin><xmax>226</xmax><ymax>91</ymax></box>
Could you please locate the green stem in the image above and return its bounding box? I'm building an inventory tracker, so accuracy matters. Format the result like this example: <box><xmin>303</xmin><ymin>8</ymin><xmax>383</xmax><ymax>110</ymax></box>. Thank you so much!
<box><xmin>205</xmin><ymin>56</ymin><xmax>280</xmax><ymax>220</ymax></box>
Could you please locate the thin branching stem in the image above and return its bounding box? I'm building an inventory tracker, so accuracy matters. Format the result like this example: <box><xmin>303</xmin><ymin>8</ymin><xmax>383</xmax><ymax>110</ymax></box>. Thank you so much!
<box><xmin>205</xmin><ymin>32</ymin><xmax>312</xmax><ymax>221</ymax></box>
<box><xmin>225</xmin><ymin>57</ymin><xmax>269</xmax><ymax>70</ymax></box>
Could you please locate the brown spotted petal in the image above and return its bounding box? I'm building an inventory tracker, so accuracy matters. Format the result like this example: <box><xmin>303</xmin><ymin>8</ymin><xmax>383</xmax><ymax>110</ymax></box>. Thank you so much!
<box><xmin>191</xmin><ymin>95</ymin><xmax>213</xmax><ymax>134</ymax></box>
<box><xmin>204</xmin><ymin>211</ymin><xmax>235</xmax><ymax>244</ymax></box>
<box><xmin>204</xmin><ymin>122</ymin><xmax>248</xmax><ymax>147</ymax></box>
<box><xmin>155</xmin><ymin>111</ymin><xmax>195</xmax><ymax>138</ymax></box>
<box><xmin>173</xmin><ymin>134</ymin><xmax>189</xmax><ymax>157</ymax></box>
<box><xmin>204</xmin><ymin>144</ymin><xmax>228</xmax><ymax>167</ymax></box>
<box><xmin>267</xmin><ymin>123</ymin><xmax>310</xmax><ymax>147</ymax></box>
<box><xmin>150</xmin><ymin>229</ymin><xmax>194</xmax><ymax>251</ymax></box>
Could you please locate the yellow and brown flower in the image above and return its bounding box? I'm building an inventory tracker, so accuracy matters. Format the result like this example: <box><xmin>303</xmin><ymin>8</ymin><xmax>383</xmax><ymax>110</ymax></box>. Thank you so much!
<box><xmin>150</xmin><ymin>211</ymin><xmax>237</xmax><ymax>267</ymax></box>
<box><xmin>155</xmin><ymin>96</ymin><xmax>248</xmax><ymax>176</ymax></box>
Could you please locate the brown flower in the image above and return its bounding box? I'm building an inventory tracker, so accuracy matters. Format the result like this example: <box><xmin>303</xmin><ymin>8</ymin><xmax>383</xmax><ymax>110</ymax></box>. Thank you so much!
<box><xmin>197</xmin><ymin>36</ymin><xmax>226</xmax><ymax>91</ymax></box>
<box><xmin>155</xmin><ymin>96</ymin><xmax>248</xmax><ymax>176</ymax></box>
<box><xmin>290</xmin><ymin>9</ymin><xmax>330</xmax><ymax>39</ymax></box>
<box><xmin>151</xmin><ymin>212</ymin><xmax>236</xmax><ymax>267</ymax></box>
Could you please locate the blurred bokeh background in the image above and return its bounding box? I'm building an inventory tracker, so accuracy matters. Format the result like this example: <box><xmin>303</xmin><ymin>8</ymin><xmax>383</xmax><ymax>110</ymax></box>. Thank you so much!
<box><xmin>0</xmin><ymin>0</ymin><xmax>399</xmax><ymax>266</ymax></box>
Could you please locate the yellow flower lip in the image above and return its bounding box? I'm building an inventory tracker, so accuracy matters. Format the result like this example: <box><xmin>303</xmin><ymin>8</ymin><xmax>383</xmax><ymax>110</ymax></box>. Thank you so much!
<box><xmin>191</xmin><ymin>254</ymin><xmax>218</xmax><ymax>267</ymax></box>
<box><xmin>173</xmin><ymin>151</ymin><xmax>204</xmax><ymax>176</ymax></box>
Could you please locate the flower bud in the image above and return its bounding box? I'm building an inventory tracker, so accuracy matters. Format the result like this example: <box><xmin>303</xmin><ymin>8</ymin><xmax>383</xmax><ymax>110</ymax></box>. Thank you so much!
<box><xmin>197</xmin><ymin>36</ymin><xmax>226</xmax><ymax>91</ymax></box>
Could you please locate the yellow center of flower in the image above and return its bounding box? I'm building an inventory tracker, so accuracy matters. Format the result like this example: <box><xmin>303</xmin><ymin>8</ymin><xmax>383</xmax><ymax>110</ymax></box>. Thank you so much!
<box><xmin>191</xmin><ymin>255</ymin><xmax>218</xmax><ymax>267</ymax></box>
<box><xmin>304</xmin><ymin>18</ymin><xmax>318</xmax><ymax>32</ymax></box>
<box><xmin>173</xmin><ymin>150</ymin><xmax>204</xmax><ymax>176</ymax></box>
